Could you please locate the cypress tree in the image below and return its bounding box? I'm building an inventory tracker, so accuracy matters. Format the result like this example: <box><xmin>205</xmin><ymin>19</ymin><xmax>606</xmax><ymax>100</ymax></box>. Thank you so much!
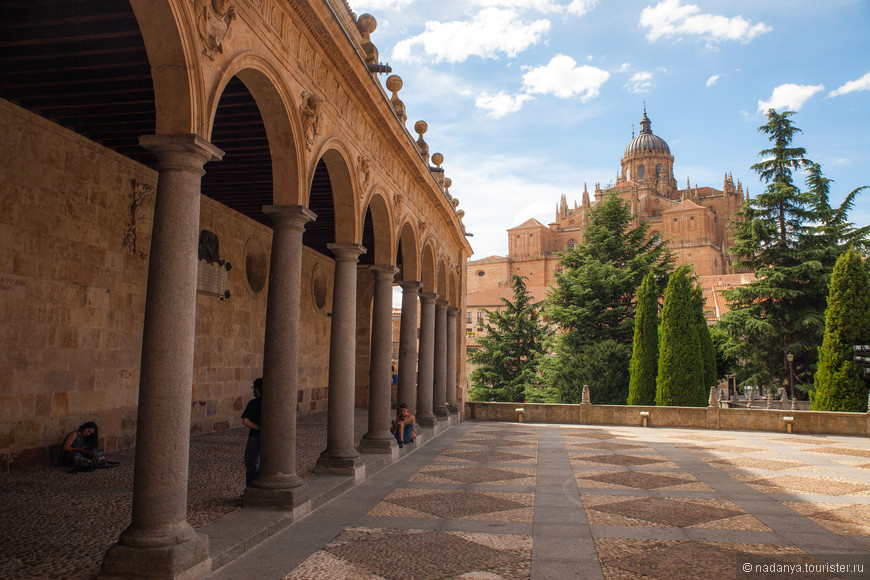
<box><xmin>656</xmin><ymin>265</ymin><xmax>704</xmax><ymax>406</ymax></box>
<box><xmin>695</xmin><ymin>284</ymin><xmax>718</xmax><ymax>398</ymax></box>
<box><xmin>812</xmin><ymin>249</ymin><xmax>870</xmax><ymax>411</ymax></box>
<box><xmin>628</xmin><ymin>271</ymin><xmax>659</xmax><ymax>405</ymax></box>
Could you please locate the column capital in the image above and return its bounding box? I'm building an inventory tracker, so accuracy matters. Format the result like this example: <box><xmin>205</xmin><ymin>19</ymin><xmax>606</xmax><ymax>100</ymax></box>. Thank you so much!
<box><xmin>419</xmin><ymin>292</ymin><xmax>438</xmax><ymax>304</ymax></box>
<box><xmin>447</xmin><ymin>306</ymin><xmax>460</xmax><ymax>317</ymax></box>
<box><xmin>399</xmin><ymin>280</ymin><xmax>422</xmax><ymax>293</ymax></box>
<box><xmin>435</xmin><ymin>299</ymin><xmax>449</xmax><ymax>310</ymax></box>
<box><xmin>139</xmin><ymin>134</ymin><xmax>224</xmax><ymax>170</ymax></box>
<box><xmin>369</xmin><ymin>264</ymin><xmax>399</xmax><ymax>281</ymax></box>
<box><xmin>327</xmin><ymin>243</ymin><xmax>366</xmax><ymax>261</ymax></box>
<box><xmin>263</xmin><ymin>205</ymin><xmax>316</xmax><ymax>230</ymax></box>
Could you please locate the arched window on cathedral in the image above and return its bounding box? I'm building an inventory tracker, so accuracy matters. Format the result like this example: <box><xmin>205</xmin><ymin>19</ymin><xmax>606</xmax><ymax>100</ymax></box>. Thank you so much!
<box><xmin>655</xmin><ymin>164</ymin><xmax>661</xmax><ymax>179</ymax></box>
<box><xmin>637</xmin><ymin>164</ymin><xmax>645</xmax><ymax>180</ymax></box>
<box><xmin>567</xmin><ymin>239</ymin><xmax>576</xmax><ymax>250</ymax></box>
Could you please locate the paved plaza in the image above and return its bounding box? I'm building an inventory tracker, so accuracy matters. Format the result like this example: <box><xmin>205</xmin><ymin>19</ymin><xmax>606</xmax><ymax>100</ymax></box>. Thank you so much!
<box><xmin>3</xmin><ymin>416</ymin><xmax>870</xmax><ymax>579</ymax></box>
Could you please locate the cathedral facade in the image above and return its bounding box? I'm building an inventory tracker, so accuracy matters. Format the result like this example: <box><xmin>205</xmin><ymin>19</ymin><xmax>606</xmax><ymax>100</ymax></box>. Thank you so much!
<box><xmin>467</xmin><ymin>111</ymin><xmax>751</xmax><ymax>341</ymax></box>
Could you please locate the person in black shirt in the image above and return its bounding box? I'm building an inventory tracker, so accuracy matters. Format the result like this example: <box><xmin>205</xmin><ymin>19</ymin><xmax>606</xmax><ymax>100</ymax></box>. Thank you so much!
<box><xmin>241</xmin><ymin>378</ymin><xmax>262</xmax><ymax>487</ymax></box>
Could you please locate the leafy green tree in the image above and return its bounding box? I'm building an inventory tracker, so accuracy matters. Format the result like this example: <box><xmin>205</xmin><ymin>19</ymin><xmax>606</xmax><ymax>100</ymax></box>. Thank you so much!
<box><xmin>656</xmin><ymin>265</ymin><xmax>705</xmax><ymax>406</ymax></box>
<box><xmin>468</xmin><ymin>275</ymin><xmax>548</xmax><ymax>402</ymax></box>
<box><xmin>627</xmin><ymin>271</ymin><xmax>659</xmax><ymax>405</ymax></box>
<box><xmin>722</xmin><ymin>109</ymin><xmax>868</xmax><ymax>393</ymax></box>
<box><xmin>546</xmin><ymin>191</ymin><xmax>673</xmax><ymax>350</ymax></box>
<box><xmin>539</xmin><ymin>339</ymin><xmax>631</xmax><ymax>405</ymax></box>
<box><xmin>813</xmin><ymin>248</ymin><xmax>870</xmax><ymax>411</ymax></box>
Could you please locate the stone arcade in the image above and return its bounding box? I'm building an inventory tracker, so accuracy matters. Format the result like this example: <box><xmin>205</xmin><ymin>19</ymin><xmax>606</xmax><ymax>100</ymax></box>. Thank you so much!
<box><xmin>0</xmin><ymin>1</ymin><xmax>471</xmax><ymax>578</ymax></box>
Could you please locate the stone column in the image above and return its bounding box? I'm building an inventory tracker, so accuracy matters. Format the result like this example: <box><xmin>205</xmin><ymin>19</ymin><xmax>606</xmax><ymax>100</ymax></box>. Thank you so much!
<box><xmin>397</xmin><ymin>281</ymin><xmax>421</xmax><ymax>412</ymax></box>
<box><xmin>100</xmin><ymin>135</ymin><xmax>222</xmax><ymax>580</ymax></box>
<box><xmin>416</xmin><ymin>292</ymin><xmax>438</xmax><ymax>427</ymax></box>
<box><xmin>433</xmin><ymin>300</ymin><xmax>449</xmax><ymax>418</ymax></box>
<box><xmin>446</xmin><ymin>307</ymin><xmax>460</xmax><ymax>412</ymax></box>
<box><xmin>315</xmin><ymin>243</ymin><xmax>366</xmax><ymax>473</ymax></box>
<box><xmin>360</xmin><ymin>265</ymin><xmax>399</xmax><ymax>453</ymax></box>
<box><xmin>243</xmin><ymin>205</ymin><xmax>315</xmax><ymax>509</ymax></box>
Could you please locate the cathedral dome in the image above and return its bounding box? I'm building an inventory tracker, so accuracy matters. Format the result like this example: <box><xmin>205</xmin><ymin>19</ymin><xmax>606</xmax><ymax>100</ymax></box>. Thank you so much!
<box><xmin>624</xmin><ymin>111</ymin><xmax>670</xmax><ymax>157</ymax></box>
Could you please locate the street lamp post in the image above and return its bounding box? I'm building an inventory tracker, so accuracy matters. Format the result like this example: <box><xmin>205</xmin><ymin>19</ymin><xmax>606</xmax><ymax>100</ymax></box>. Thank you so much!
<box><xmin>786</xmin><ymin>352</ymin><xmax>795</xmax><ymax>401</ymax></box>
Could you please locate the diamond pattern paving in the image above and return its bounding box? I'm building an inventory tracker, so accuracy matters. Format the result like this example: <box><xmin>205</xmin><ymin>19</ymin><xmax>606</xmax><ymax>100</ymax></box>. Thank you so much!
<box><xmin>574</xmin><ymin>453</ymin><xmax>669</xmax><ymax>467</ymax></box>
<box><xmin>565</xmin><ymin>441</ymin><xmax>649</xmax><ymax>451</ymax></box>
<box><xmin>578</xmin><ymin>470</ymin><xmax>700</xmax><ymax>490</ymax></box>
<box><xmin>589</xmin><ymin>496</ymin><xmax>744</xmax><ymax>527</ymax></box>
<box><xmin>454</xmin><ymin>438</ymin><xmax>536</xmax><ymax>448</ymax></box>
<box><xmin>805</xmin><ymin>446</ymin><xmax>870</xmax><ymax>458</ymax></box>
<box><xmin>738</xmin><ymin>474</ymin><xmax>870</xmax><ymax>496</ymax></box>
<box><xmin>411</xmin><ymin>465</ymin><xmax>534</xmax><ymax>485</ymax></box>
<box><xmin>710</xmin><ymin>457</ymin><xmax>810</xmax><ymax>471</ymax></box>
<box><xmin>286</xmin><ymin>528</ymin><xmax>532</xmax><ymax>580</ymax></box>
<box><xmin>370</xmin><ymin>488</ymin><xmax>534</xmax><ymax>521</ymax></box>
<box><xmin>437</xmin><ymin>449</ymin><xmax>536</xmax><ymax>463</ymax></box>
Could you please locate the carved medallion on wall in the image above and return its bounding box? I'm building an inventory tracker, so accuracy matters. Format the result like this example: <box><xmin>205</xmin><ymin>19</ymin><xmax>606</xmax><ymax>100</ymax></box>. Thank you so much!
<box><xmin>244</xmin><ymin>236</ymin><xmax>267</xmax><ymax>295</ymax></box>
<box><xmin>311</xmin><ymin>262</ymin><xmax>328</xmax><ymax>310</ymax></box>
<box><xmin>300</xmin><ymin>90</ymin><xmax>322</xmax><ymax>151</ymax></box>
<box><xmin>357</xmin><ymin>155</ymin><xmax>370</xmax><ymax>193</ymax></box>
<box><xmin>196</xmin><ymin>0</ymin><xmax>237</xmax><ymax>59</ymax></box>
<box><xmin>123</xmin><ymin>180</ymin><xmax>155</xmax><ymax>259</ymax></box>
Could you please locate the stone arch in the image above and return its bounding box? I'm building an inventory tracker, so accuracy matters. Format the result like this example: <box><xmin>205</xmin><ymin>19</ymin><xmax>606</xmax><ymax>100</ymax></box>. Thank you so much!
<box><xmin>448</xmin><ymin>268</ymin><xmax>459</xmax><ymax>307</ymax></box>
<box><xmin>361</xmin><ymin>188</ymin><xmax>394</xmax><ymax>265</ymax></box>
<box><xmin>437</xmin><ymin>258</ymin><xmax>448</xmax><ymax>301</ymax></box>
<box><xmin>309</xmin><ymin>142</ymin><xmax>359</xmax><ymax>245</ymax></box>
<box><xmin>421</xmin><ymin>242</ymin><xmax>437</xmax><ymax>294</ymax></box>
<box><xmin>210</xmin><ymin>55</ymin><xmax>304</xmax><ymax>206</ymax></box>
<box><xmin>397</xmin><ymin>220</ymin><xmax>420</xmax><ymax>281</ymax></box>
<box><xmin>129</xmin><ymin>0</ymin><xmax>197</xmax><ymax>134</ymax></box>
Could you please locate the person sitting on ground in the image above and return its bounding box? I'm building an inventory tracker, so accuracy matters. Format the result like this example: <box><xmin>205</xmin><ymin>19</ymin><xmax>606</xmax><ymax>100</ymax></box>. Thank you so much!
<box><xmin>60</xmin><ymin>422</ymin><xmax>98</xmax><ymax>467</ymax></box>
<box><xmin>242</xmin><ymin>378</ymin><xmax>263</xmax><ymax>487</ymax></box>
<box><xmin>391</xmin><ymin>403</ymin><xmax>415</xmax><ymax>448</ymax></box>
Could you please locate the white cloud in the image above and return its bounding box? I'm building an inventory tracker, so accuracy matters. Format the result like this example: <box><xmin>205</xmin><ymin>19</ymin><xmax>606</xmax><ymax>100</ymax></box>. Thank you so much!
<box><xmin>757</xmin><ymin>83</ymin><xmax>824</xmax><ymax>113</ymax></box>
<box><xmin>475</xmin><ymin>91</ymin><xmax>534</xmax><ymax>118</ymax></box>
<box><xmin>392</xmin><ymin>8</ymin><xmax>550</xmax><ymax>63</ymax></box>
<box><xmin>471</xmin><ymin>0</ymin><xmax>598</xmax><ymax>16</ymax></box>
<box><xmin>706</xmin><ymin>74</ymin><xmax>720</xmax><ymax>87</ymax></box>
<box><xmin>829</xmin><ymin>71</ymin><xmax>870</xmax><ymax>97</ymax></box>
<box><xmin>522</xmin><ymin>54</ymin><xmax>610</xmax><ymax>100</ymax></box>
<box><xmin>615</xmin><ymin>62</ymin><xmax>631</xmax><ymax>73</ymax></box>
<box><xmin>350</xmin><ymin>0</ymin><xmax>415</xmax><ymax>10</ymax></box>
<box><xmin>625</xmin><ymin>71</ymin><xmax>653</xmax><ymax>93</ymax></box>
<box><xmin>640</xmin><ymin>0</ymin><xmax>771</xmax><ymax>45</ymax></box>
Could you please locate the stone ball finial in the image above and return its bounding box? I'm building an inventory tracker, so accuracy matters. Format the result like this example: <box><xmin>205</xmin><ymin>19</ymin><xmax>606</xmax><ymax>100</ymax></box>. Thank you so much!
<box><xmin>414</xmin><ymin>120</ymin><xmax>428</xmax><ymax>136</ymax></box>
<box><xmin>357</xmin><ymin>13</ymin><xmax>377</xmax><ymax>36</ymax></box>
<box><xmin>386</xmin><ymin>75</ymin><xmax>403</xmax><ymax>94</ymax></box>
<box><xmin>451</xmin><ymin>197</ymin><xmax>459</xmax><ymax>208</ymax></box>
<box><xmin>444</xmin><ymin>177</ymin><xmax>452</xmax><ymax>189</ymax></box>
<box><xmin>431</xmin><ymin>152</ymin><xmax>444</xmax><ymax>167</ymax></box>
<box><xmin>457</xmin><ymin>209</ymin><xmax>465</xmax><ymax>218</ymax></box>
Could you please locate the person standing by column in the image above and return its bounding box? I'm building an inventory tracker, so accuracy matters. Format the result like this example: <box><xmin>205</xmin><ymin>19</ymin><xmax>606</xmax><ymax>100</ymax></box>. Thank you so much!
<box><xmin>242</xmin><ymin>378</ymin><xmax>263</xmax><ymax>487</ymax></box>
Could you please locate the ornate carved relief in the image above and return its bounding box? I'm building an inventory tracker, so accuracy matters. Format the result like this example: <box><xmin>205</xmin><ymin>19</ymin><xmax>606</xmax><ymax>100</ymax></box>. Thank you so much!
<box><xmin>357</xmin><ymin>155</ymin><xmax>370</xmax><ymax>193</ymax></box>
<box><xmin>300</xmin><ymin>90</ymin><xmax>322</xmax><ymax>151</ymax></box>
<box><xmin>196</xmin><ymin>0</ymin><xmax>237</xmax><ymax>59</ymax></box>
<box><xmin>123</xmin><ymin>181</ymin><xmax>155</xmax><ymax>259</ymax></box>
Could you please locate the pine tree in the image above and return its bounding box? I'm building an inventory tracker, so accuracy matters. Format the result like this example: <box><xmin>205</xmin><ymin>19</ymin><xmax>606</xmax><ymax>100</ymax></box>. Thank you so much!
<box><xmin>656</xmin><ymin>265</ymin><xmax>704</xmax><ymax>406</ymax></box>
<box><xmin>468</xmin><ymin>275</ymin><xmax>548</xmax><ymax>402</ymax></box>
<box><xmin>722</xmin><ymin>109</ymin><xmax>868</xmax><ymax>393</ymax></box>
<box><xmin>546</xmin><ymin>191</ymin><xmax>673</xmax><ymax>350</ymax></box>
<box><xmin>627</xmin><ymin>271</ymin><xmax>659</xmax><ymax>405</ymax></box>
<box><xmin>812</xmin><ymin>248</ymin><xmax>870</xmax><ymax>411</ymax></box>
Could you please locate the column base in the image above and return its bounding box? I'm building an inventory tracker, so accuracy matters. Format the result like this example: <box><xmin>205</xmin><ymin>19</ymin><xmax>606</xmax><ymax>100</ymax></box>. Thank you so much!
<box><xmin>243</xmin><ymin>475</ymin><xmax>311</xmax><ymax>510</ymax></box>
<box><xmin>359</xmin><ymin>434</ymin><xmax>397</xmax><ymax>454</ymax></box>
<box><xmin>434</xmin><ymin>406</ymin><xmax>450</xmax><ymax>418</ymax></box>
<box><xmin>100</xmin><ymin>523</ymin><xmax>210</xmax><ymax>580</ymax></box>
<box><xmin>416</xmin><ymin>412</ymin><xmax>437</xmax><ymax>427</ymax></box>
<box><xmin>315</xmin><ymin>450</ymin><xmax>365</xmax><ymax>475</ymax></box>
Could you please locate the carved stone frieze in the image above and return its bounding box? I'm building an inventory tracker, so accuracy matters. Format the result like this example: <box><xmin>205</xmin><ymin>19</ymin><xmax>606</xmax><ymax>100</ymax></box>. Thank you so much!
<box><xmin>196</xmin><ymin>0</ymin><xmax>237</xmax><ymax>60</ymax></box>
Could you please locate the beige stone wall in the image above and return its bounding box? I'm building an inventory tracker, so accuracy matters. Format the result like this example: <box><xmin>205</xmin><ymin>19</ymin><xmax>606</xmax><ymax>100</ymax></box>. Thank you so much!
<box><xmin>465</xmin><ymin>402</ymin><xmax>870</xmax><ymax>437</ymax></box>
<box><xmin>467</xmin><ymin>260</ymin><xmax>511</xmax><ymax>293</ymax></box>
<box><xmin>0</xmin><ymin>99</ymin><xmax>340</xmax><ymax>470</ymax></box>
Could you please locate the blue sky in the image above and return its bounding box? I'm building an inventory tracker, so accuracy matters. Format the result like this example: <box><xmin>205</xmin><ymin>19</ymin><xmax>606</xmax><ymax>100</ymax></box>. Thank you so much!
<box><xmin>347</xmin><ymin>0</ymin><xmax>870</xmax><ymax>260</ymax></box>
